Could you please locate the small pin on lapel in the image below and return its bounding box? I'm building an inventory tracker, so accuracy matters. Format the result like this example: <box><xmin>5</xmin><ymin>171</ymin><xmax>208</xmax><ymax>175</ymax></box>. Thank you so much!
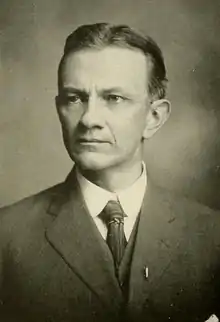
<box><xmin>144</xmin><ymin>267</ymin><xmax>149</xmax><ymax>279</ymax></box>
<box><xmin>205</xmin><ymin>314</ymin><xmax>219</xmax><ymax>322</ymax></box>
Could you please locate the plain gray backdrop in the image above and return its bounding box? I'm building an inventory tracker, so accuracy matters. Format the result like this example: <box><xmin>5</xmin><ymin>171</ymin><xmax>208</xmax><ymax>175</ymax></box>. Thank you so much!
<box><xmin>1</xmin><ymin>0</ymin><xmax>220</xmax><ymax>208</ymax></box>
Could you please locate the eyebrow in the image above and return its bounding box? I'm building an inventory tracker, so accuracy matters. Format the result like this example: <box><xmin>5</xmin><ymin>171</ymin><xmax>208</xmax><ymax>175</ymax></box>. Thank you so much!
<box><xmin>60</xmin><ymin>86</ymin><xmax>132</xmax><ymax>97</ymax></box>
<box><xmin>101</xmin><ymin>87</ymin><xmax>130</xmax><ymax>96</ymax></box>
<box><xmin>60</xmin><ymin>87</ymin><xmax>88</xmax><ymax>95</ymax></box>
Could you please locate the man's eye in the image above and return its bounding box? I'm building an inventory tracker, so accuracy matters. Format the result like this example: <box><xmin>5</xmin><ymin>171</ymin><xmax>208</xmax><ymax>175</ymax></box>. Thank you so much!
<box><xmin>67</xmin><ymin>95</ymin><xmax>82</xmax><ymax>104</ymax></box>
<box><xmin>105</xmin><ymin>94</ymin><xmax>125</xmax><ymax>103</ymax></box>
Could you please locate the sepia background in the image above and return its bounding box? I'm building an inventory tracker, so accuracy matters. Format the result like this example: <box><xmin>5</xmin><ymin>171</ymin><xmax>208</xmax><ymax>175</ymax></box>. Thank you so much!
<box><xmin>1</xmin><ymin>0</ymin><xmax>220</xmax><ymax>208</ymax></box>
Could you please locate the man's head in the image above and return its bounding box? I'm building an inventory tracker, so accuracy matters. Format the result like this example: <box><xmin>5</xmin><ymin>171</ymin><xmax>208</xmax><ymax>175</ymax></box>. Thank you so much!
<box><xmin>56</xmin><ymin>23</ymin><xmax>170</xmax><ymax>174</ymax></box>
<box><xmin>58</xmin><ymin>23</ymin><xmax>168</xmax><ymax>100</ymax></box>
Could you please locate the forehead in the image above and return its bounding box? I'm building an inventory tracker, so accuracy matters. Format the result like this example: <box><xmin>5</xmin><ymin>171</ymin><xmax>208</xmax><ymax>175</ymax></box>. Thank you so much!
<box><xmin>60</xmin><ymin>46</ymin><xmax>150</xmax><ymax>94</ymax></box>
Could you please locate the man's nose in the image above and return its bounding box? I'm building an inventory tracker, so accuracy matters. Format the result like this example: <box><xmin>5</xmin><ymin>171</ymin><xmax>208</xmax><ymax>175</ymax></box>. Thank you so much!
<box><xmin>79</xmin><ymin>95</ymin><xmax>105</xmax><ymax>129</ymax></box>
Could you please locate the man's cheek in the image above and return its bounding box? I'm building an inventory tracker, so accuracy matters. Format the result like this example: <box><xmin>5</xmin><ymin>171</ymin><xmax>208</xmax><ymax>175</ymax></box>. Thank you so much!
<box><xmin>62</xmin><ymin>117</ymin><xmax>78</xmax><ymax>131</ymax></box>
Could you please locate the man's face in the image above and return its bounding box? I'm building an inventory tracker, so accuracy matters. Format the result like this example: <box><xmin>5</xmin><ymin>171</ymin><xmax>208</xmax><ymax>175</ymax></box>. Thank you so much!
<box><xmin>57</xmin><ymin>46</ymin><xmax>154</xmax><ymax>172</ymax></box>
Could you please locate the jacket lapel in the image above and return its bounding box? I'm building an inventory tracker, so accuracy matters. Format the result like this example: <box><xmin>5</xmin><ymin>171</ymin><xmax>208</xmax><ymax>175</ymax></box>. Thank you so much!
<box><xmin>45</xmin><ymin>169</ymin><xmax>123</xmax><ymax>312</ymax></box>
<box><xmin>128</xmin><ymin>183</ymin><xmax>182</xmax><ymax>312</ymax></box>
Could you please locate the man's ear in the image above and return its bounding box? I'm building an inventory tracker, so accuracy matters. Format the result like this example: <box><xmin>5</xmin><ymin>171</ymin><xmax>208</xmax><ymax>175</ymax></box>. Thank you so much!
<box><xmin>143</xmin><ymin>99</ymin><xmax>171</xmax><ymax>139</ymax></box>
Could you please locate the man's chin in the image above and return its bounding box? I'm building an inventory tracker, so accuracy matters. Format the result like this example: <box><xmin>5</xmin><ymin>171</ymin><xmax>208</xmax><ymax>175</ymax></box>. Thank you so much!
<box><xmin>70</xmin><ymin>152</ymin><xmax>113</xmax><ymax>172</ymax></box>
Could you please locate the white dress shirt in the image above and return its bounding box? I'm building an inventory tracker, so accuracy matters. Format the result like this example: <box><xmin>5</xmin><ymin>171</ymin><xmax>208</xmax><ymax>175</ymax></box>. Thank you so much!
<box><xmin>76</xmin><ymin>163</ymin><xmax>147</xmax><ymax>241</ymax></box>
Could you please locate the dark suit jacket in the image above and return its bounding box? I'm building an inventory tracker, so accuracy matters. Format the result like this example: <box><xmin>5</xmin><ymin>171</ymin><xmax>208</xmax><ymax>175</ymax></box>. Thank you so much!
<box><xmin>0</xmin><ymin>169</ymin><xmax>220</xmax><ymax>322</ymax></box>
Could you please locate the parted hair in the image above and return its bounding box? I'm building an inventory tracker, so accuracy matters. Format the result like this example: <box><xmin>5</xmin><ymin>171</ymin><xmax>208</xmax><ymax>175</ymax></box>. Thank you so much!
<box><xmin>58</xmin><ymin>23</ymin><xmax>168</xmax><ymax>100</ymax></box>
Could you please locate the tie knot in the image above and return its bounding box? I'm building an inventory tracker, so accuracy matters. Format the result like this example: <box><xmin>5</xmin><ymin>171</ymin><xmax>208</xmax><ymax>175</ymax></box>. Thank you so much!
<box><xmin>102</xmin><ymin>200</ymin><xmax>126</xmax><ymax>224</ymax></box>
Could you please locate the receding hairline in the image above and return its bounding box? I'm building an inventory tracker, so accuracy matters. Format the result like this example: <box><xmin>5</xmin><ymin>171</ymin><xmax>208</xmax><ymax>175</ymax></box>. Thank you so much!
<box><xmin>58</xmin><ymin>44</ymin><xmax>155</xmax><ymax>94</ymax></box>
<box><xmin>57</xmin><ymin>23</ymin><xmax>168</xmax><ymax>99</ymax></box>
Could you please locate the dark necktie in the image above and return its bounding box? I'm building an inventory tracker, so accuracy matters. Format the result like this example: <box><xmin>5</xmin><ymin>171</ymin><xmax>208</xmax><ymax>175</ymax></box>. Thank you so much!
<box><xmin>102</xmin><ymin>200</ymin><xmax>127</xmax><ymax>275</ymax></box>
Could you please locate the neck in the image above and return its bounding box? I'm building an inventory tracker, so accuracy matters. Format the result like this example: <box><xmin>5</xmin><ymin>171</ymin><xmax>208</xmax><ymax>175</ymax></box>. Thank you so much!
<box><xmin>78</xmin><ymin>161</ymin><xmax>143</xmax><ymax>192</ymax></box>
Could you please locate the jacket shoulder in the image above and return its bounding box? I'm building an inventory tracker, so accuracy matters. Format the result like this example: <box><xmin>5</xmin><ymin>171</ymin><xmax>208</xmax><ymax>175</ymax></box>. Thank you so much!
<box><xmin>153</xmin><ymin>183</ymin><xmax>220</xmax><ymax>215</ymax></box>
<box><xmin>0</xmin><ymin>183</ymin><xmax>65</xmax><ymax>242</ymax></box>
<box><xmin>156</xmin><ymin>185</ymin><xmax>220</xmax><ymax>238</ymax></box>
<box><xmin>0</xmin><ymin>183</ymin><xmax>63</xmax><ymax>216</ymax></box>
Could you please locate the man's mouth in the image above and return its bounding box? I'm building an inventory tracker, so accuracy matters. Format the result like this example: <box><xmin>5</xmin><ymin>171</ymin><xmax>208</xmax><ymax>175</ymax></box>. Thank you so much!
<box><xmin>77</xmin><ymin>138</ymin><xmax>109</xmax><ymax>144</ymax></box>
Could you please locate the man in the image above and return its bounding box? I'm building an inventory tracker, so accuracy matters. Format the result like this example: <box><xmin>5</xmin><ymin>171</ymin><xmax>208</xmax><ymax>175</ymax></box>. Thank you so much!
<box><xmin>0</xmin><ymin>23</ymin><xmax>220</xmax><ymax>322</ymax></box>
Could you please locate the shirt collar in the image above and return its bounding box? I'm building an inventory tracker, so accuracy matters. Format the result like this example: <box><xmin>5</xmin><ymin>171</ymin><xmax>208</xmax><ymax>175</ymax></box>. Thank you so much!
<box><xmin>76</xmin><ymin>163</ymin><xmax>147</xmax><ymax>219</ymax></box>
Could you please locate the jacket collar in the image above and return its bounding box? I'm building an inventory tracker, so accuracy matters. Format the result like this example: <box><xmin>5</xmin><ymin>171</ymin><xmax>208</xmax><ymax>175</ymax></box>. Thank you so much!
<box><xmin>46</xmin><ymin>168</ymin><xmax>182</xmax><ymax>314</ymax></box>
<box><xmin>45</xmin><ymin>168</ymin><xmax>124</xmax><ymax>315</ymax></box>
<box><xmin>127</xmin><ymin>180</ymin><xmax>182</xmax><ymax>312</ymax></box>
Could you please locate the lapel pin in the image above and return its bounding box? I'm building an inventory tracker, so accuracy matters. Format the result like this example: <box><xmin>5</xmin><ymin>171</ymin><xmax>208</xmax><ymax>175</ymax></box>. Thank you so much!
<box><xmin>205</xmin><ymin>314</ymin><xmax>219</xmax><ymax>322</ymax></box>
<box><xmin>144</xmin><ymin>266</ymin><xmax>149</xmax><ymax>279</ymax></box>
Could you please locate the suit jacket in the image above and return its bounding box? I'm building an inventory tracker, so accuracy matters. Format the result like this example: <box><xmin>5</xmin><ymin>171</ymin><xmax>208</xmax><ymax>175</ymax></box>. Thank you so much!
<box><xmin>0</xmin><ymin>168</ymin><xmax>220</xmax><ymax>322</ymax></box>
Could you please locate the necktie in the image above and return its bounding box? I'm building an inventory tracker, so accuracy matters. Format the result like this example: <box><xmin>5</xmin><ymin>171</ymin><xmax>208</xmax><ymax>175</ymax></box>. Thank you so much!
<box><xmin>102</xmin><ymin>200</ymin><xmax>127</xmax><ymax>275</ymax></box>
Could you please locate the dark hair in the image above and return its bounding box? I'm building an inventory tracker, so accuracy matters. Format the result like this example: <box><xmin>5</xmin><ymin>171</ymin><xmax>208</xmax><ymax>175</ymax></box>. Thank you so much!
<box><xmin>58</xmin><ymin>23</ymin><xmax>168</xmax><ymax>99</ymax></box>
